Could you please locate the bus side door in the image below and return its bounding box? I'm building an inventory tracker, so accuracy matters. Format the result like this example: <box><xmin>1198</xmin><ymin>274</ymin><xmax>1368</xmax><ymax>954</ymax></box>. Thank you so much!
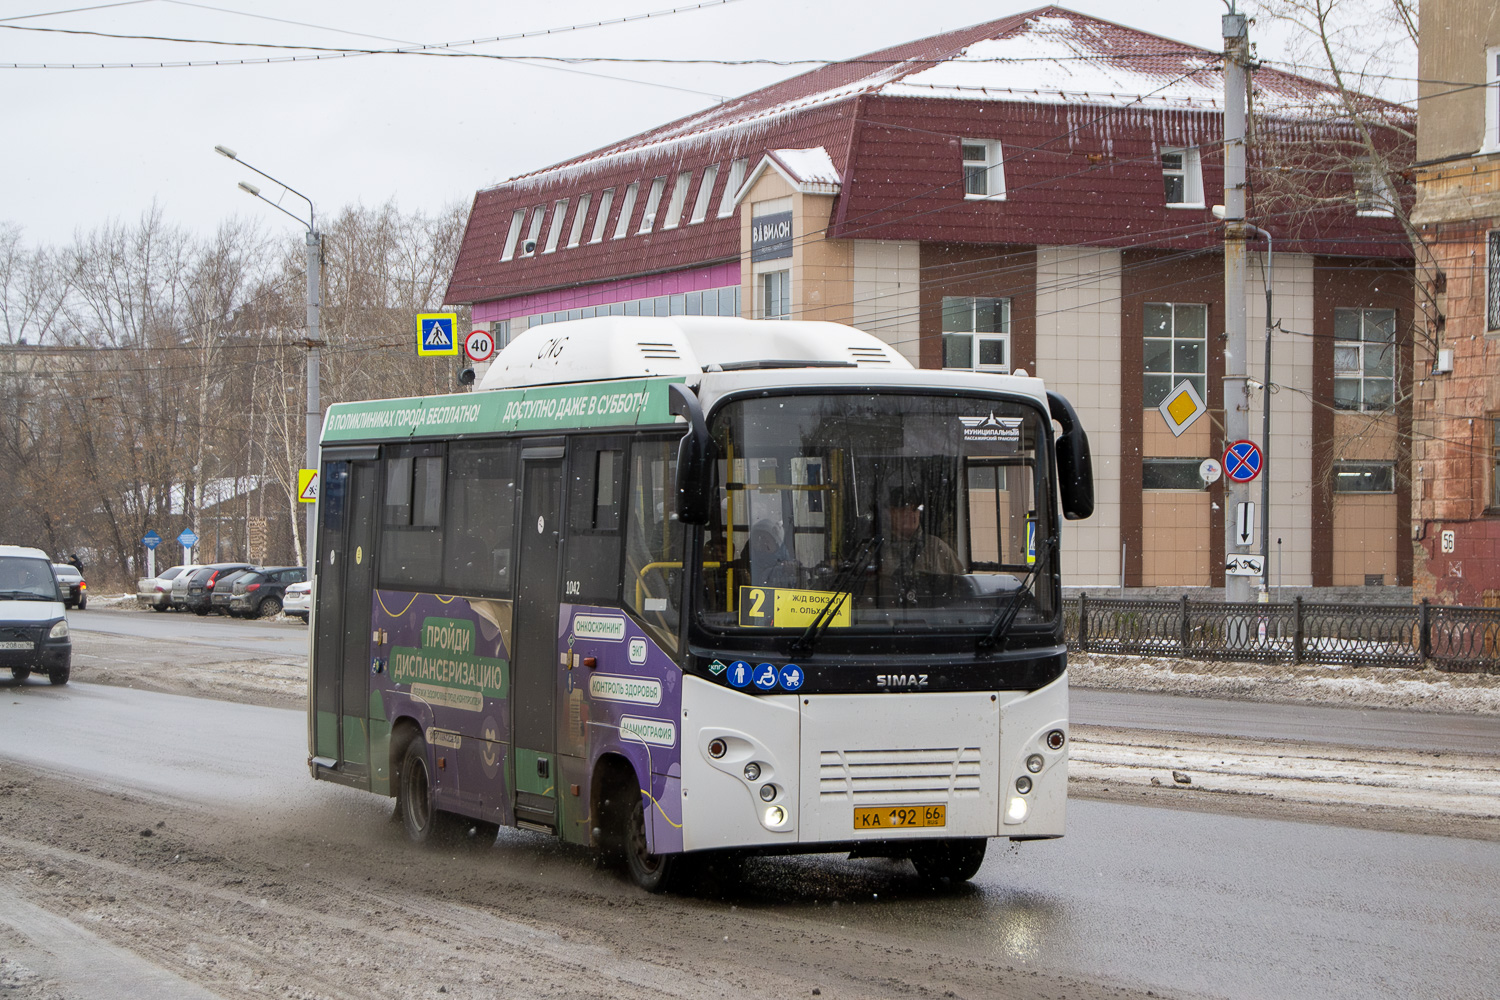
<box><xmin>511</xmin><ymin>443</ymin><xmax>565</xmax><ymax>830</ymax></box>
<box><xmin>311</xmin><ymin>453</ymin><xmax>379</xmax><ymax>786</ymax></box>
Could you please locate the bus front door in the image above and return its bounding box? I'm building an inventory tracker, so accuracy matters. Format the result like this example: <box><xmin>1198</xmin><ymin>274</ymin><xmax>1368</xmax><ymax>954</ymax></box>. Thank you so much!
<box><xmin>512</xmin><ymin>449</ymin><xmax>564</xmax><ymax>830</ymax></box>
<box><xmin>311</xmin><ymin>456</ymin><xmax>379</xmax><ymax>787</ymax></box>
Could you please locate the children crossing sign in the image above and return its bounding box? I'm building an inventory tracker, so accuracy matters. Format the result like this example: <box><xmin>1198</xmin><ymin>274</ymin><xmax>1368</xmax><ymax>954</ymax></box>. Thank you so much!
<box><xmin>298</xmin><ymin>469</ymin><xmax>319</xmax><ymax>502</ymax></box>
<box><xmin>415</xmin><ymin>313</ymin><xmax>459</xmax><ymax>356</ymax></box>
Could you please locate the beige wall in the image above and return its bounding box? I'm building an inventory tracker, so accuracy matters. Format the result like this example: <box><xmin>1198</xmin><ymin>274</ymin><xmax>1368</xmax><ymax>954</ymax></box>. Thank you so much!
<box><xmin>738</xmin><ymin>173</ymin><xmax>852</xmax><ymax>324</ymax></box>
<box><xmin>1332</xmin><ymin>493</ymin><xmax>1400</xmax><ymax>585</ymax></box>
<box><xmin>1141</xmin><ymin>494</ymin><xmax>1212</xmax><ymax>586</ymax></box>
<box><xmin>852</xmin><ymin>241</ymin><xmax>921</xmax><ymax>364</ymax></box>
<box><xmin>1416</xmin><ymin>0</ymin><xmax>1500</xmax><ymax>161</ymax></box>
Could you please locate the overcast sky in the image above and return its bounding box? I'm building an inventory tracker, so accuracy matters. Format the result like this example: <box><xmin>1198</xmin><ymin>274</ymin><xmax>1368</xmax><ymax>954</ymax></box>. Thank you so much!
<box><xmin>0</xmin><ymin>0</ymin><xmax>1406</xmax><ymax>246</ymax></box>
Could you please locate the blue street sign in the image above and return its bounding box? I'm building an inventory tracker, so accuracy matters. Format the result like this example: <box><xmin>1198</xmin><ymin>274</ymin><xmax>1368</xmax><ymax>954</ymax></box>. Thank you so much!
<box><xmin>727</xmin><ymin>660</ymin><xmax>752</xmax><ymax>688</ymax></box>
<box><xmin>177</xmin><ymin>529</ymin><xmax>199</xmax><ymax>548</ymax></box>
<box><xmin>415</xmin><ymin>313</ymin><xmax>459</xmax><ymax>357</ymax></box>
<box><xmin>142</xmin><ymin>530</ymin><xmax>161</xmax><ymax>550</ymax></box>
<box><xmin>752</xmin><ymin>663</ymin><xmax>779</xmax><ymax>690</ymax></box>
<box><xmin>778</xmin><ymin>664</ymin><xmax>805</xmax><ymax>691</ymax></box>
<box><xmin>1224</xmin><ymin>440</ymin><xmax>1263</xmax><ymax>483</ymax></box>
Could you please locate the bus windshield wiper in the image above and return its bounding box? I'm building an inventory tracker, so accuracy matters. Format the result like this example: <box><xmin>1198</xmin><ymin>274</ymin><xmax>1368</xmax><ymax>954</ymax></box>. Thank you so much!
<box><xmin>976</xmin><ymin>536</ymin><xmax>1054</xmax><ymax>654</ymax></box>
<box><xmin>791</xmin><ymin>534</ymin><xmax>882</xmax><ymax>655</ymax></box>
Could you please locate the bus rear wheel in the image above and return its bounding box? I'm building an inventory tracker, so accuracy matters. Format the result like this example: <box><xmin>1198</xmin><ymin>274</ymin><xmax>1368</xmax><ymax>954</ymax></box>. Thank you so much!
<box><xmin>620</xmin><ymin>784</ymin><xmax>682</xmax><ymax>893</ymax></box>
<box><xmin>909</xmin><ymin>838</ymin><xmax>987</xmax><ymax>885</ymax></box>
<box><xmin>397</xmin><ymin>735</ymin><xmax>462</xmax><ymax>845</ymax></box>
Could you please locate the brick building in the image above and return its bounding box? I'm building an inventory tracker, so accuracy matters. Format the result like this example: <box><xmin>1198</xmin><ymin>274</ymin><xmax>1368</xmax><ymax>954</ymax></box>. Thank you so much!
<box><xmin>446</xmin><ymin>6</ymin><xmax>1414</xmax><ymax>590</ymax></box>
<box><xmin>1411</xmin><ymin>0</ymin><xmax>1500</xmax><ymax>606</ymax></box>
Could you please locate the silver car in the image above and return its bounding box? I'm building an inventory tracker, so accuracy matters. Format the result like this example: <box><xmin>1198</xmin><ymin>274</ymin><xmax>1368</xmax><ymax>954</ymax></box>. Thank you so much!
<box><xmin>137</xmin><ymin>564</ymin><xmax>190</xmax><ymax>611</ymax></box>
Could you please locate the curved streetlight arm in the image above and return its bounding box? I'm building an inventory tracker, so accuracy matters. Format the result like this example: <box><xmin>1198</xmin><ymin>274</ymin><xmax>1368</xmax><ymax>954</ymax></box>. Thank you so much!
<box><xmin>217</xmin><ymin>145</ymin><xmax>315</xmax><ymax>233</ymax></box>
<box><xmin>239</xmin><ymin>183</ymin><xmax>312</xmax><ymax>232</ymax></box>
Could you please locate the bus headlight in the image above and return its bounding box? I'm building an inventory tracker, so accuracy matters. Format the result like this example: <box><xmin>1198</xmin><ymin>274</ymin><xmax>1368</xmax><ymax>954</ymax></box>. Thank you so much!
<box><xmin>743</xmin><ymin>761</ymin><xmax>761</xmax><ymax>781</ymax></box>
<box><xmin>764</xmin><ymin>805</ymin><xmax>786</xmax><ymax>827</ymax></box>
<box><xmin>759</xmin><ymin>783</ymin><xmax>777</xmax><ymax>802</ymax></box>
<box><xmin>1026</xmin><ymin>754</ymin><xmax>1044</xmax><ymax>773</ymax></box>
<box><xmin>1007</xmin><ymin>796</ymin><xmax>1029</xmax><ymax>822</ymax></box>
<box><xmin>1015</xmin><ymin>775</ymin><xmax>1033</xmax><ymax>794</ymax></box>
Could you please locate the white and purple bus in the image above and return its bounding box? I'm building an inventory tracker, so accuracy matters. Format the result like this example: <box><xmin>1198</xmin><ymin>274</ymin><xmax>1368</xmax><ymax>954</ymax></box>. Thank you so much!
<box><xmin>309</xmin><ymin>316</ymin><xmax>1093</xmax><ymax>890</ymax></box>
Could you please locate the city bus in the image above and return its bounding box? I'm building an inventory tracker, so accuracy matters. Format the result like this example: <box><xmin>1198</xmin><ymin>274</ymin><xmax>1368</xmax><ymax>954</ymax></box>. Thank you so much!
<box><xmin>308</xmin><ymin>315</ymin><xmax>1093</xmax><ymax>891</ymax></box>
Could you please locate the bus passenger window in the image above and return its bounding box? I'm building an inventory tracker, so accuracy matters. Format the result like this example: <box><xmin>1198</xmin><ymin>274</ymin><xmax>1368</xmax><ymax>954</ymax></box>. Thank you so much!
<box><xmin>444</xmin><ymin>443</ymin><xmax>517</xmax><ymax>597</ymax></box>
<box><xmin>380</xmin><ymin>444</ymin><xmax>446</xmax><ymax>591</ymax></box>
<box><xmin>624</xmin><ymin>439</ymin><xmax>681</xmax><ymax>652</ymax></box>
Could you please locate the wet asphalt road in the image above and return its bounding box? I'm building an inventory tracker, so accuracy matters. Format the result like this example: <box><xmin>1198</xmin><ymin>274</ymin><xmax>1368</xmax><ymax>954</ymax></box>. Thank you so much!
<box><xmin>2</xmin><ymin>678</ymin><xmax>1497</xmax><ymax>1000</ymax></box>
<box><xmin>68</xmin><ymin>606</ymin><xmax>310</xmax><ymax>659</ymax></box>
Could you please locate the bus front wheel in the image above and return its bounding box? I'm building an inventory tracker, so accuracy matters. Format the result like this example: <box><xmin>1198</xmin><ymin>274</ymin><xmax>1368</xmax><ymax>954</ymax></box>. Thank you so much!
<box><xmin>398</xmin><ymin>735</ymin><xmax>461</xmax><ymax>845</ymax></box>
<box><xmin>909</xmin><ymin>838</ymin><xmax>987</xmax><ymax>884</ymax></box>
<box><xmin>621</xmin><ymin>785</ymin><xmax>681</xmax><ymax>893</ymax></box>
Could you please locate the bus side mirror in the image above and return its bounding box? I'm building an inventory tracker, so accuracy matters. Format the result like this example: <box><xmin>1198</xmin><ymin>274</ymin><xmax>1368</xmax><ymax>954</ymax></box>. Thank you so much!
<box><xmin>668</xmin><ymin>382</ymin><xmax>716</xmax><ymax>525</ymax></box>
<box><xmin>1047</xmin><ymin>391</ymin><xmax>1094</xmax><ymax>521</ymax></box>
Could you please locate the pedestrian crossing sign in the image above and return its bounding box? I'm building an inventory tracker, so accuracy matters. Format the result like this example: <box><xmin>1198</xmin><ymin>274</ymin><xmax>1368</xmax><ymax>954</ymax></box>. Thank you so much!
<box><xmin>416</xmin><ymin>313</ymin><xmax>459</xmax><ymax>356</ymax></box>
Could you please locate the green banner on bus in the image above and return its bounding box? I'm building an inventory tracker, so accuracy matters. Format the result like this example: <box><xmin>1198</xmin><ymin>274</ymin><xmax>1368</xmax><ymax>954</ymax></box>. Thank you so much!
<box><xmin>320</xmin><ymin>377</ymin><xmax>682</xmax><ymax>443</ymax></box>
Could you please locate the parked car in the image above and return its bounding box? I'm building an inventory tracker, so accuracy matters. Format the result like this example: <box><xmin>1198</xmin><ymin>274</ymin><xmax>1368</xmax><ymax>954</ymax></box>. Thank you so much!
<box><xmin>137</xmin><ymin>564</ymin><xmax>190</xmax><ymax>611</ymax></box>
<box><xmin>0</xmin><ymin>545</ymin><xmax>70</xmax><ymax>685</ymax></box>
<box><xmin>282</xmin><ymin>580</ymin><xmax>311</xmax><ymax>622</ymax></box>
<box><xmin>51</xmin><ymin>563</ymin><xmax>87</xmax><ymax>610</ymax></box>
<box><xmin>208</xmin><ymin>567</ymin><xmax>257</xmax><ymax>615</ymax></box>
<box><xmin>228</xmin><ymin>566</ymin><xmax>307</xmax><ymax>619</ymax></box>
<box><xmin>174</xmin><ymin>562</ymin><xmax>252</xmax><ymax>615</ymax></box>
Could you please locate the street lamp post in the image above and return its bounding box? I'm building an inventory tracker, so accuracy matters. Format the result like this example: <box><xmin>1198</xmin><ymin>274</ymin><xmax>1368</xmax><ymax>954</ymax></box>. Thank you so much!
<box><xmin>1245</xmin><ymin>224</ymin><xmax>1273</xmax><ymax>600</ymax></box>
<box><xmin>215</xmin><ymin>145</ymin><xmax>322</xmax><ymax>567</ymax></box>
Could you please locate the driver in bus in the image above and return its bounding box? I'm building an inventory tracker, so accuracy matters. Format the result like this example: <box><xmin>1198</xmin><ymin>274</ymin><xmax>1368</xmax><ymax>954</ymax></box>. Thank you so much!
<box><xmin>745</xmin><ymin>518</ymin><xmax>801</xmax><ymax>589</ymax></box>
<box><xmin>880</xmin><ymin>485</ymin><xmax>964</xmax><ymax>600</ymax></box>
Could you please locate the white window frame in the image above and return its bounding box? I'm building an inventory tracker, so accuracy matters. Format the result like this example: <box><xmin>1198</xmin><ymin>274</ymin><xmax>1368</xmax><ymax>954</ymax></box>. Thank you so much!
<box><xmin>543</xmin><ymin>198</ymin><xmax>568</xmax><ymax>254</ymax></box>
<box><xmin>1161</xmin><ymin>146</ymin><xmax>1204</xmax><ymax>208</ymax></box>
<box><xmin>1333</xmin><ymin>307</ymin><xmax>1397</xmax><ymax>412</ymax></box>
<box><xmin>1143</xmin><ymin>302</ymin><xmax>1209</xmax><ymax>409</ymax></box>
<box><xmin>1485</xmin><ymin>47</ymin><xmax>1500</xmax><ymax>153</ymax></box>
<box><xmin>718</xmin><ymin>158</ymin><xmax>748</xmax><ymax>218</ymax></box>
<box><xmin>567</xmin><ymin>194</ymin><xmax>591</xmax><ymax>249</ymax></box>
<box><xmin>1354</xmin><ymin>158</ymin><xmax>1396</xmax><ymax>218</ymax></box>
<box><xmin>961</xmin><ymin>139</ymin><xmax>1006</xmax><ymax>201</ymax></box>
<box><xmin>941</xmin><ymin>296</ymin><xmax>1011</xmax><ymax>373</ymax></box>
<box><xmin>613</xmin><ymin>183</ymin><xmax>639</xmax><ymax>240</ymax></box>
<box><xmin>690</xmin><ymin>164</ymin><xmax>718</xmax><ymax>224</ymax></box>
<box><xmin>590</xmin><ymin>188</ymin><xmax>614</xmax><ymax>244</ymax></box>
<box><xmin>638</xmin><ymin>176</ymin><xmax>667</xmax><ymax>234</ymax></box>
<box><xmin>522</xmin><ymin>205</ymin><xmax>545</xmax><ymax>256</ymax></box>
<box><xmin>760</xmin><ymin>269</ymin><xmax>791</xmax><ymax>320</ymax></box>
<box><xmin>500</xmin><ymin>208</ymin><xmax>526</xmax><ymax>262</ymax></box>
<box><xmin>662</xmin><ymin>170</ymin><xmax>692</xmax><ymax>230</ymax></box>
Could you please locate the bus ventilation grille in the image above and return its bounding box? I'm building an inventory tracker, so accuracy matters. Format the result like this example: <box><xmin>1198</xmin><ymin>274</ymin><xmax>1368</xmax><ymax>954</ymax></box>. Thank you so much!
<box><xmin>638</xmin><ymin>341</ymin><xmax>681</xmax><ymax>360</ymax></box>
<box><xmin>818</xmin><ymin>747</ymin><xmax>982</xmax><ymax>800</ymax></box>
<box><xmin>848</xmin><ymin>346</ymin><xmax>893</xmax><ymax>364</ymax></box>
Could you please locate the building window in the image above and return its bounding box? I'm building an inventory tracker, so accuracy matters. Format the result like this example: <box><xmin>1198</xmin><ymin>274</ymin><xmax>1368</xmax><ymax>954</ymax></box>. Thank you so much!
<box><xmin>941</xmin><ymin>296</ymin><xmax>1010</xmax><ymax>372</ymax></box>
<box><xmin>1143</xmin><ymin>302</ymin><xmax>1208</xmax><ymax>409</ymax></box>
<box><xmin>761</xmin><ymin>270</ymin><xmax>790</xmax><ymax>320</ymax></box>
<box><xmin>1332</xmin><ymin>462</ymin><xmax>1395</xmax><ymax>494</ymax></box>
<box><xmin>638</xmin><ymin>176</ymin><xmax>667</xmax><ymax>234</ymax></box>
<box><xmin>590</xmin><ymin>188</ymin><xmax>614</xmax><ymax>244</ymax></box>
<box><xmin>543</xmin><ymin>198</ymin><xmax>568</xmax><ymax>254</ymax></box>
<box><xmin>718</xmin><ymin>158</ymin><xmax>748</xmax><ymax>218</ymax></box>
<box><xmin>662</xmin><ymin>170</ymin><xmax>691</xmax><ymax>230</ymax></box>
<box><xmin>1491</xmin><ymin>416</ymin><xmax>1500</xmax><ymax>509</ymax></box>
<box><xmin>1488</xmin><ymin>231</ymin><xmax>1500</xmax><ymax>331</ymax></box>
<box><xmin>522</xmin><ymin>205</ymin><xmax>545</xmax><ymax>257</ymax></box>
<box><xmin>1486</xmin><ymin>47</ymin><xmax>1500</xmax><ymax>152</ymax></box>
<box><xmin>1161</xmin><ymin>147</ymin><xmax>1204</xmax><ymax>207</ymax></box>
<box><xmin>962</xmin><ymin>140</ymin><xmax>1005</xmax><ymax>200</ymax></box>
<box><xmin>690</xmin><ymin>165</ymin><xmax>718</xmax><ymax>224</ymax></box>
<box><xmin>1142</xmin><ymin>458</ymin><xmax>1208</xmax><ymax>491</ymax></box>
<box><xmin>500</xmin><ymin>209</ymin><xmax>526</xmax><ymax>262</ymax></box>
<box><xmin>1353</xmin><ymin>159</ymin><xmax>1396</xmax><ymax>217</ymax></box>
<box><xmin>1334</xmin><ymin>308</ymin><xmax>1396</xmax><ymax>411</ymax></box>
<box><xmin>567</xmin><ymin>194</ymin><xmax>591</xmax><ymax>248</ymax></box>
<box><xmin>612</xmin><ymin>183</ymin><xmax>639</xmax><ymax>240</ymax></box>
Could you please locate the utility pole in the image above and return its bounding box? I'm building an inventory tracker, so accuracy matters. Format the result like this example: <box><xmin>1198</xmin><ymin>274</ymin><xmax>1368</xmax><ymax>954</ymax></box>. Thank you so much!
<box><xmin>304</xmin><ymin>229</ymin><xmax>322</xmax><ymax>564</ymax></box>
<box><xmin>1222</xmin><ymin>9</ymin><xmax>1253</xmax><ymax>604</ymax></box>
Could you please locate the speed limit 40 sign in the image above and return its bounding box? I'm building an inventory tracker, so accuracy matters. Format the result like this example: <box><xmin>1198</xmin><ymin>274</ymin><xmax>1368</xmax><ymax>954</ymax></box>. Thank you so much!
<box><xmin>464</xmin><ymin>328</ymin><xmax>497</xmax><ymax>363</ymax></box>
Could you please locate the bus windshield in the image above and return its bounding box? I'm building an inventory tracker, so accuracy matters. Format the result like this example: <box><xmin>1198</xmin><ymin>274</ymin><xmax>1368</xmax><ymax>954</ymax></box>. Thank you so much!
<box><xmin>697</xmin><ymin>392</ymin><xmax>1055</xmax><ymax>636</ymax></box>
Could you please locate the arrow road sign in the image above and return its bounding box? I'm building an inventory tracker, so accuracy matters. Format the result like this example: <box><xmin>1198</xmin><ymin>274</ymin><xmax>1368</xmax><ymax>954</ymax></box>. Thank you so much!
<box><xmin>1236</xmin><ymin>501</ymin><xmax>1257</xmax><ymax>548</ymax></box>
<box><xmin>1225</xmin><ymin>554</ymin><xmax>1265</xmax><ymax>576</ymax></box>
<box><xmin>1224</xmin><ymin>440</ymin><xmax>1263</xmax><ymax>483</ymax></box>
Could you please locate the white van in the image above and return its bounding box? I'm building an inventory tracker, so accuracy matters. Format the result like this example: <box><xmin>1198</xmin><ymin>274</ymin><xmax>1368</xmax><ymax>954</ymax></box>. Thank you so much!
<box><xmin>0</xmin><ymin>545</ymin><xmax>71</xmax><ymax>685</ymax></box>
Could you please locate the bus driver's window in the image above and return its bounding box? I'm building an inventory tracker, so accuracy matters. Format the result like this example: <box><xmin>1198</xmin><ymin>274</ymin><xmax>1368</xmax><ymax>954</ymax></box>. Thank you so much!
<box><xmin>624</xmin><ymin>438</ymin><xmax>681</xmax><ymax>652</ymax></box>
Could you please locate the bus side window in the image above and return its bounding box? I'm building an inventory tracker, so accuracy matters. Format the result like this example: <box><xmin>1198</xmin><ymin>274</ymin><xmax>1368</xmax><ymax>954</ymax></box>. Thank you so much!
<box><xmin>444</xmin><ymin>442</ymin><xmax>517</xmax><ymax>597</ymax></box>
<box><xmin>624</xmin><ymin>438</ymin><xmax>682</xmax><ymax>653</ymax></box>
<box><xmin>380</xmin><ymin>443</ymin><xmax>446</xmax><ymax>591</ymax></box>
<box><xmin>564</xmin><ymin>441</ymin><xmax>624</xmax><ymax>605</ymax></box>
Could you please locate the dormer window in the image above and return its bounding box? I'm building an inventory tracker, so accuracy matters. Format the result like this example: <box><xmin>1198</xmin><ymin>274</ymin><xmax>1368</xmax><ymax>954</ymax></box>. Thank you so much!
<box><xmin>690</xmin><ymin>165</ymin><xmax>718</xmax><ymax>224</ymax></box>
<box><xmin>522</xmin><ymin>205</ymin><xmax>545</xmax><ymax>256</ymax></box>
<box><xmin>1354</xmin><ymin>159</ymin><xmax>1395</xmax><ymax>217</ymax></box>
<box><xmin>500</xmin><ymin>209</ymin><xmax>525</xmax><ymax>261</ymax></box>
<box><xmin>718</xmin><ymin>158</ymin><xmax>748</xmax><ymax>218</ymax></box>
<box><xmin>590</xmin><ymin>188</ymin><xmax>614</xmax><ymax>244</ymax></box>
<box><xmin>567</xmin><ymin>194</ymin><xmax>591</xmax><ymax>248</ymax></box>
<box><xmin>638</xmin><ymin>176</ymin><xmax>667</xmax><ymax>234</ymax></box>
<box><xmin>662</xmin><ymin>170</ymin><xmax>691</xmax><ymax>230</ymax></box>
<box><xmin>613</xmin><ymin>183</ymin><xmax>639</xmax><ymax>239</ymax></box>
<box><xmin>543</xmin><ymin>198</ymin><xmax>568</xmax><ymax>253</ymax></box>
<box><xmin>1161</xmin><ymin>147</ymin><xmax>1204</xmax><ymax>207</ymax></box>
<box><xmin>962</xmin><ymin>140</ymin><xmax>1005</xmax><ymax>200</ymax></box>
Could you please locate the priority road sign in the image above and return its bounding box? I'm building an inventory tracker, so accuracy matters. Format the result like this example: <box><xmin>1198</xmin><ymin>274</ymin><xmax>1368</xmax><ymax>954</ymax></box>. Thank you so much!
<box><xmin>142</xmin><ymin>530</ymin><xmax>161</xmax><ymax>550</ymax></box>
<box><xmin>464</xmin><ymin>328</ymin><xmax>496</xmax><ymax>363</ymax></box>
<box><xmin>1158</xmin><ymin>379</ymin><xmax>1206</xmax><ymax>437</ymax></box>
<box><xmin>415</xmin><ymin>313</ymin><xmax>459</xmax><ymax>356</ymax></box>
<box><xmin>1223</xmin><ymin>440</ymin><xmax>1263</xmax><ymax>483</ymax></box>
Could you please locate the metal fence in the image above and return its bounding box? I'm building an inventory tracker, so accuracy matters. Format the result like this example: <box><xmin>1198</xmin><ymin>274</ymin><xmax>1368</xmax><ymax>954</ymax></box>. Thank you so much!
<box><xmin>1065</xmin><ymin>595</ymin><xmax>1500</xmax><ymax>672</ymax></box>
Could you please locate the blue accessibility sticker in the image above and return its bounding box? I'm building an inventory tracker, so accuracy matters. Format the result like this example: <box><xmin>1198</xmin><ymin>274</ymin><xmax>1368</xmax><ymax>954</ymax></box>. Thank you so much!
<box><xmin>726</xmin><ymin>660</ymin><xmax>753</xmax><ymax>688</ymax></box>
<box><xmin>752</xmin><ymin>663</ymin><xmax>779</xmax><ymax>690</ymax></box>
<box><xmin>778</xmin><ymin>664</ymin><xmax>805</xmax><ymax>691</ymax></box>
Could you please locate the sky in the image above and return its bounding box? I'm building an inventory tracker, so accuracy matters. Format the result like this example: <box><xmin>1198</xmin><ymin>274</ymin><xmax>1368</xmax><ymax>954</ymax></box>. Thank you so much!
<box><xmin>0</xmin><ymin>0</ymin><xmax>1408</xmax><ymax>247</ymax></box>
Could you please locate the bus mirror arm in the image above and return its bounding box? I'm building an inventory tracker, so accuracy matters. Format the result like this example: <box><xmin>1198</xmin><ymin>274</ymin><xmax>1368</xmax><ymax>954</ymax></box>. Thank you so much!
<box><xmin>1047</xmin><ymin>391</ymin><xmax>1095</xmax><ymax>521</ymax></box>
<box><xmin>668</xmin><ymin>382</ymin><xmax>717</xmax><ymax>525</ymax></box>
